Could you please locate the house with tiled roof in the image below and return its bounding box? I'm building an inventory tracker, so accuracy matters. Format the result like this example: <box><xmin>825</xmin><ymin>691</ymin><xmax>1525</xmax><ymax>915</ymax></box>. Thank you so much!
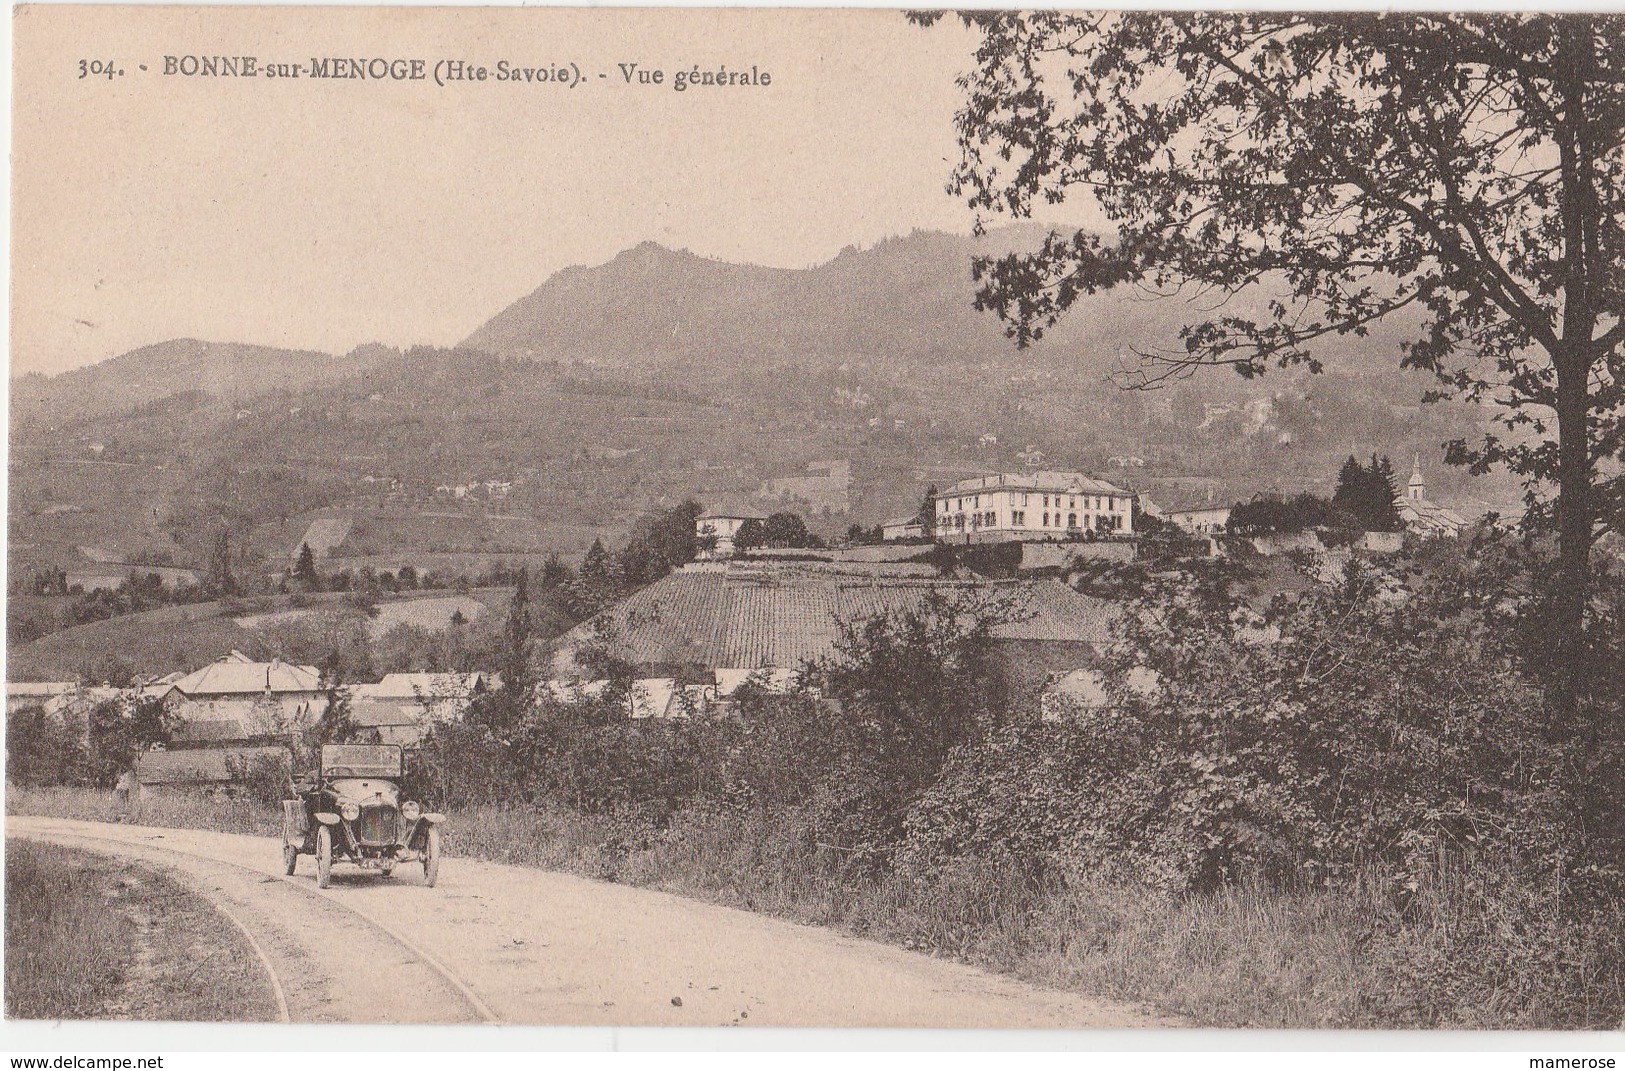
<box><xmin>134</xmin><ymin>745</ymin><xmax>290</xmax><ymax>802</ymax></box>
<box><xmin>166</xmin><ymin>650</ymin><xmax>323</xmax><ymax>731</ymax></box>
<box><xmin>5</xmin><ymin>681</ymin><xmax>81</xmax><ymax>716</ymax></box>
<box><xmin>881</xmin><ymin>516</ymin><xmax>927</xmax><ymax>541</ymax></box>
<box><xmin>696</xmin><ymin>502</ymin><xmax>769</xmax><ymax>556</ymax></box>
<box><xmin>346</xmin><ymin>671</ymin><xmax>492</xmax><ymax>745</ymax></box>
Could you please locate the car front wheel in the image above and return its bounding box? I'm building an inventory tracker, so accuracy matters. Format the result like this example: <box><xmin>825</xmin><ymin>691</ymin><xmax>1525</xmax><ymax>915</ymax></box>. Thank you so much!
<box><xmin>316</xmin><ymin>825</ymin><xmax>333</xmax><ymax>889</ymax></box>
<box><xmin>421</xmin><ymin>825</ymin><xmax>440</xmax><ymax>888</ymax></box>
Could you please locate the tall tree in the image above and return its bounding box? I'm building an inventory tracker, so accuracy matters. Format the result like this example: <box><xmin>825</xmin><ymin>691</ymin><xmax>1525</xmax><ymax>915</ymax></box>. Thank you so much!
<box><xmin>917</xmin><ymin>484</ymin><xmax>940</xmax><ymax>536</ymax></box>
<box><xmin>310</xmin><ymin>653</ymin><xmax>358</xmax><ymax>749</ymax></box>
<box><xmin>293</xmin><ymin>541</ymin><xmax>320</xmax><ymax>589</ymax></box>
<box><xmin>733</xmin><ymin>517</ymin><xmax>766</xmax><ymax>553</ymax></box>
<box><xmin>1334</xmin><ymin>454</ymin><xmax>1404</xmax><ymax>532</ymax></box>
<box><xmin>580</xmin><ymin>538</ymin><xmax>611</xmax><ymax>581</ymax></box>
<box><xmin>471</xmin><ymin>568</ymin><xmax>537</xmax><ymax>741</ymax></box>
<box><xmin>207</xmin><ymin>528</ymin><xmax>237</xmax><ymax>596</ymax></box>
<box><xmin>762</xmin><ymin>511</ymin><xmax>812</xmax><ymax>549</ymax></box>
<box><xmin>540</xmin><ymin>552</ymin><xmax>571</xmax><ymax>588</ymax></box>
<box><xmin>926</xmin><ymin>12</ymin><xmax>1625</xmax><ymax>714</ymax></box>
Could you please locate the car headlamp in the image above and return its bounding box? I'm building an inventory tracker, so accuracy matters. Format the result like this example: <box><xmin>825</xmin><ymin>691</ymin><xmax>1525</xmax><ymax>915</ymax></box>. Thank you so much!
<box><xmin>401</xmin><ymin>801</ymin><xmax>421</xmax><ymax>821</ymax></box>
<box><xmin>339</xmin><ymin>801</ymin><xmax>361</xmax><ymax>822</ymax></box>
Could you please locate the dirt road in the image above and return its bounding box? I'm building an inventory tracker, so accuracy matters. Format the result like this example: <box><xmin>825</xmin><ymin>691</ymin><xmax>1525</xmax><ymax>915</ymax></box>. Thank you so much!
<box><xmin>8</xmin><ymin>815</ymin><xmax>1176</xmax><ymax>1028</ymax></box>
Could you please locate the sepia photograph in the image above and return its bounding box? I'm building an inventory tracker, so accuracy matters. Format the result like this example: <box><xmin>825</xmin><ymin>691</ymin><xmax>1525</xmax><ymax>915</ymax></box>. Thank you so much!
<box><xmin>5</xmin><ymin>4</ymin><xmax>1625</xmax><ymax>1041</ymax></box>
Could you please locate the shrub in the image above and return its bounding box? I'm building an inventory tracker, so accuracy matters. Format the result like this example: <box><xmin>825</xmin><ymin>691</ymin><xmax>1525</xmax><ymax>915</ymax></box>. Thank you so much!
<box><xmin>5</xmin><ymin>705</ymin><xmax>88</xmax><ymax>787</ymax></box>
<box><xmin>224</xmin><ymin>750</ymin><xmax>292</xmax><ymax>805</ymax></box>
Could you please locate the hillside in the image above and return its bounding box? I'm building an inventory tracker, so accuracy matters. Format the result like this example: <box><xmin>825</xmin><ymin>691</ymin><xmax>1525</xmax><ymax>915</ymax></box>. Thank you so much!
<box><xmin>7</xmin><ymin>587</ymin><xmax>576</xmax><ymax>682</ymax></box>
<box><xmin>9</xmin><ymin>339</ymin><xmax>397</xmax><ymax>430</ymax></box>
<box><xmin>8</xmin><ymin>228</ymin><xmax>1518</xmax><ymax>605</ymax></box>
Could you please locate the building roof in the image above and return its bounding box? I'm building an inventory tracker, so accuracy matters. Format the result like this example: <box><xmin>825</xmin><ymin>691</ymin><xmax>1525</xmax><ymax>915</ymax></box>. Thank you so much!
<box><xmin>555</xmin><ymin>563</ymin><xmax>1116</xmax><ymax>673</ymax></box>
<box><xmin>170</xmin><ymin>719</ymin><xmax>254</xmax><ymax>744</ymax></box>
<box><xmin>699</xmin><ymin>504</ymin><xmax>768</xmax><ymax>522</ymax></box>
<box><xmin>940</xmin><ymin>471</ymin><xmax>1133</xmax><ymax>499</ymax></box>
<box><xmin>135</xmin><ymin>746</ymin><xmax>289</xmax><ymax>786</ymax></box>
<box><xmin>882</xmin><ymin>516</ymin><xmax>925</xmax><ymax>529</ymax></box>
<box><xmin>1398</xmin><ymin>497</ymin><xmax>1466</xmax><ymax>533</ymax></box>
<box><xmin>171</xmin><ymin>651</ymin><xmax>321</xmax><ymax>696</ymax></box>
<box><xmin>347</xmin><ymin>698</ymin><xmax>427</xmax><ymax>728</ymax></box>
<box><xmin>353</xmin><ymin>672</ymin><xmax>486</xmax><ymax>700</ymax></box>
<box><xmin>7</xmin><ymin>682</ymin><xmax>79</xmax><ymax>697</ymax></box>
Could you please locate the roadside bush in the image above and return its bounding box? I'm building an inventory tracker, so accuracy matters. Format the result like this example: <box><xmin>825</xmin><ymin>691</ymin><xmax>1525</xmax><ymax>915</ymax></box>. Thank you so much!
<box><xmin>85</xmin><ymin>696</ymin><xmax>178</xmax><ymax>787</ymax></box>
<box><xmin>947</xmin><ymin>538</ymin><xmax>1622</xmax><ymax>902</ymax></box>
<box><xmin>224</xmin><ymin>750</ymin><xmax>292</xmax><ymax>805</ymax></box>
<box><xmin>5</xmin><ymin>705</ymin><xmax>88</xmax><ymax>787</ymax></box>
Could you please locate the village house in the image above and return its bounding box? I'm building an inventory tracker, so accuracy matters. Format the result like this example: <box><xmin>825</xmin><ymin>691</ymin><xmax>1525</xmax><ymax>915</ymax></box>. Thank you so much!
<box><xmin>133</xmin><ymin>745</ymin><xmax>290</xmax><ymax>804</ymax></box>
<box><xmin>880</xmin><ymin>516</ymin><xmax>926</xmax><ymax>541</ymax></box>
<box><xmin>1164</xmin><ymin>504</ymin><xmax>1233</xmax><ymax>535</ymax></box>
<box><xmin>164</xmin><ymin>650</ymin><xmax>323</xmax><ymax>734</ymax></box>
<box><xmin>348</xmin><ymin>671</ymin><xmax>491</xmax><ymax>745</ymax></box>
<box><xmin>695</xmin><ymin>504</ymin><xmax>768</xmax><ymax>556</ymax></box>
<box><xmin>934</xmin><ymin>471</ymin><xmax>1136</xmax><ymax>543</ymax></box>
<box><xmin>5</xmin><ymin>681</ymin><xmax>81</xmax><ymax>717</ymax></box>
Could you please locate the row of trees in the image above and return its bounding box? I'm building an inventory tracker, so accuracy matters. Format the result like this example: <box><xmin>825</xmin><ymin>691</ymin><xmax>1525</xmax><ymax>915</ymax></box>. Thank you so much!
<box><xmin>1226</xmin><ymin>455</ymin><xmax>1405</xmax><ymax>537</ymax></box>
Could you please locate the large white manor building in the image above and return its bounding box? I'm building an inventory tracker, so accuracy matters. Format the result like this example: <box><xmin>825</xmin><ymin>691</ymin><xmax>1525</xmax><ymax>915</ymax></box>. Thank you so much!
<box><xmin>936</xmin><ymin>471</ymin><xmax>1137</xmax><ymax>543</ymax></box>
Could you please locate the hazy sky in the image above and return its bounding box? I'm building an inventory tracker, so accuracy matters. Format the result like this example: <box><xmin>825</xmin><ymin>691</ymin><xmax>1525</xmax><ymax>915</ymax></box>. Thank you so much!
<box><xmin>11</xmin><ymin>6</ymin><xmax>1034</xmax><ymax>376</ymax></box>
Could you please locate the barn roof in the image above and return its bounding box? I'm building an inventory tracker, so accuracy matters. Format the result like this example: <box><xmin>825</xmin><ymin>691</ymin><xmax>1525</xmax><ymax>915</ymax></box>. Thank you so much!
<box><xmin>135</xmin><ymin>746</ymin><xmax>289</xmax><ymax>785</ymax></box>
<box><xmin>353</xmin><ymin>672</ymin><xmax>486</xmax><ymax>700</ymax></box>
<box><xmin>554</xmin><ymin>563</ymin><xmax>1115</xmax><ymax>672</ymax></box>
<box><xmin>348</xmin><ymin>699</ymin><xmax>427</xmax><ymax>727</ymax></box>
<box><xmin>171</xmin><ymin>652</ymin><xmax>321</xmax><ymax>696</ymax></box>
<box><xmin>170</xmin><ymin>719</ymin><xmax>254</xmax><ymax>744</ymax></box>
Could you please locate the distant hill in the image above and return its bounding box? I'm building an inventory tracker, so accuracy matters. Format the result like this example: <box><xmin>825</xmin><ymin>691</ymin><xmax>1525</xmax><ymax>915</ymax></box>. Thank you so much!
<box><xmin>461</xmin><ymin>226</ymin><xmax>1296</xmax><ymax>376</ymax></box>
<box><xmin>9</xmin><ymin>338</ymin><xmax>397</xmax><ymax>428</ymax></box>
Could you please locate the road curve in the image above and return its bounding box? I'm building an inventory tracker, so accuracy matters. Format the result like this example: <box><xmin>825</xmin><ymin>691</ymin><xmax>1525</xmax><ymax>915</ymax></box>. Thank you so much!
<box><xmin>8</xmin><ymin>816</ymin><xmax>1176</xmax><ymax>1028</ymax></box>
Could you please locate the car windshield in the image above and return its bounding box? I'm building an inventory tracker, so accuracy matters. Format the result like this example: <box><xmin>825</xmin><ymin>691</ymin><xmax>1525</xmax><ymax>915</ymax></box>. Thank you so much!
<box><xmin>320</xmin><ymin>743</ymin><xmax>402</xmax><ymax>778</ymax></box>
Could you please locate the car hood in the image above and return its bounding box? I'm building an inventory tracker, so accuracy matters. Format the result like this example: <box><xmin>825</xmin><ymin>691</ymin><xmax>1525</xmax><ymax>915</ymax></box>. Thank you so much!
<box><xmin>329</xmin><ymin>779</ymin><xmax>400</xmax><ymax>809</ymax></box>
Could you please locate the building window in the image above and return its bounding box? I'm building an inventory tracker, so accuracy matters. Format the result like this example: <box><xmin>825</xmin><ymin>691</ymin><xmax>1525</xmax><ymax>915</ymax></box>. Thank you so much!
<box><xmin>1068</xmin><ymin>513</ymin><xmax>1077</xmax><ymax>528</ymax></box>
<box><xmin>1042</xmin><ymin>512</ymin><xmax>1050</xmax><ymax>527</ymax></box>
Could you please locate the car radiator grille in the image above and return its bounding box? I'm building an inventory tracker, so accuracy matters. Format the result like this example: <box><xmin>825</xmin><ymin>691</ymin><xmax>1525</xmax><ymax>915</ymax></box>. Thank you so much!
<box><xmin>355</xmin><ymin>806</ymin><xmax>399</xmax><ymax>845</ymax></box>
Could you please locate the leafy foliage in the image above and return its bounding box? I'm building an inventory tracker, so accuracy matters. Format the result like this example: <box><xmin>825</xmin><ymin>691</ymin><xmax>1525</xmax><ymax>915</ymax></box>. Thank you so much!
<box><xmin>1333</xmin><ymin>455</ymin><xmax>1405</xmax><ymax>532</ymax></box>
<box><xmin>85</xmin><ymin>695</ymin><xmax>178</xmax><ymax>787</ymax></box>
<box><xmin>911</xmin><ymin>536</ymin><xmax>1623</xmax><ymax>899</ymax></box>
<box><xmin>5</xmin><ymin>705</ymin><xmax>89</xmax><ymax>787</ymax></box>
<box><xmin>1227</xmin><ymin>493</ymin><xmax>1359</xmax><ymax>537</ymax></box>
<box><xmin>929</xmin><ymin>10</ymin><xmax>1625</xmax><ymax>713</ymax></box>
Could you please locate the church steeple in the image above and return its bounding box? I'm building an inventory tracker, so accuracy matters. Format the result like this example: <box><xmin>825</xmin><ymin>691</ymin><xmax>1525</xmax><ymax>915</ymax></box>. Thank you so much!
<box><xmin>1408</xmin><ymin>454</ymin><xmax>1426</xmax><ymax>503</ymax></box>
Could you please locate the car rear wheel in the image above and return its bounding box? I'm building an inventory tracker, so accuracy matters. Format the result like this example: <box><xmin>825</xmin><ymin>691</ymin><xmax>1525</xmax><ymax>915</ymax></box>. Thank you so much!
<box><xmin>421</xmin><ymin>825</ymin><xmax>440</xmax><ymax>888</ymax></box>
<box><xmin>316</xmin><ymin>825</ymin><xmax>333</xmax><ymax>889</ymax></box>
<box><xmin>282</xmin><ymin>839</ymin><xmax>298</xmax><ymax>876</ymax></box>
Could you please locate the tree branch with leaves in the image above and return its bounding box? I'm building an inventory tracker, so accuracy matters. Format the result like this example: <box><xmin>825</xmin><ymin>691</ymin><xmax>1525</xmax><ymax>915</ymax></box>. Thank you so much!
<box><xmin>920</xmin><ymin>11</ymin><xmax>1624</xmax><ymax>715</ymax></box>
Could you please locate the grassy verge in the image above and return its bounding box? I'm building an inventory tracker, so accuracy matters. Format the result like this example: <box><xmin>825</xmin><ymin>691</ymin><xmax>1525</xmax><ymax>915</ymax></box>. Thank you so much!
<box><xmin>8</xmin><ymin>784</ymin><xmax>280</xmax><ymax>838</ymax></box>
<box><xmin>6</xmin><ymin>838</ymin><xmax>279</xmax><ymax>1021</ymax></box>
<box><xmin>12</xmin><ymin>786</ymin><xmax>1621</xmax><ymax>1028</ymax></box>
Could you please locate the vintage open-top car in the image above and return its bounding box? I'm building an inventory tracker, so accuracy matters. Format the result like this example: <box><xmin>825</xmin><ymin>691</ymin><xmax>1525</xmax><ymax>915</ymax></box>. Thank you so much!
<box><xmin>282</xmin><ymin>743</ymin><xmax>443</xmax><ymax>888</ymax></box>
